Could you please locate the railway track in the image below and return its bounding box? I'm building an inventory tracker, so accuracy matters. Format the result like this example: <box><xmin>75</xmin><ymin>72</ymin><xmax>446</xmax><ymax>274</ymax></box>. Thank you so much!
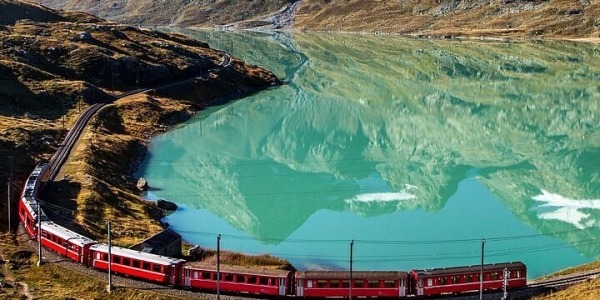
<box><xmin>46</xmin><ymin>103</ymin><xmax>106</xmax><ymax>182</ymax></box>
<box><xmin>528</xmin><ymin>269</ymin><xmax>600</xmax><ymax>289</ymax></box>
<box><xmin>44</xmin><ymin>52</ymin><xmax>231</xmax><ymax>182</ymax></box>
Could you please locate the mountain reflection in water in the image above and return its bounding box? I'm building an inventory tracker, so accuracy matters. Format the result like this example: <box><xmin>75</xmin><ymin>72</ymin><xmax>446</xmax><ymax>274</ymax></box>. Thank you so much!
<box><xmin>139</xmin><ymin>29</ymin><xmax>600</xmax><ymax>278</ymax></box>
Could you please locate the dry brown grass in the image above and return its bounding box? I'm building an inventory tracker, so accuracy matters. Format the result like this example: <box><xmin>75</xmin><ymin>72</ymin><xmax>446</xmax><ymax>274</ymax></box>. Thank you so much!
<box><xmin>198</xmin><ymin>249</ymin><xmax>294</xmax><ymax>270</ymax></box>
<box><xmin>45</xmin><ymin>94</ymin><xmax>195</xmax><ymax>246</ymax></box>
<box><xmin>535</xmin><ymin>278</ymin><xmax>600</xmax><ymax>300</ymax></box>
<box><xmin>294</xmin><ymin>0</ymin><xmax>600</xmax><ymax>39</ymax></box>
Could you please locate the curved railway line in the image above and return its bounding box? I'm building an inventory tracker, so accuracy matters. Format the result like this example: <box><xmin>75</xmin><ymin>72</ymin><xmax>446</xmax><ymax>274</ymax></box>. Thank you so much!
<box><xmin>18</xmin><ymin>48</ymin><xmax>598</xmax><ymax>299</ymax></box>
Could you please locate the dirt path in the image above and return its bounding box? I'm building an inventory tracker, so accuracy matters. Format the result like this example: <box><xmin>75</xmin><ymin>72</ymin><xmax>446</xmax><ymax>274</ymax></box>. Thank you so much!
<box><xmin>1</xmin><ymin>245</ymin><xmax>33</xmax><ymax>300</ymax></box>
<box><xmin>220</xmin><ymin>0</ymin><xmax>302</xmax><ymax>31</ymax></box>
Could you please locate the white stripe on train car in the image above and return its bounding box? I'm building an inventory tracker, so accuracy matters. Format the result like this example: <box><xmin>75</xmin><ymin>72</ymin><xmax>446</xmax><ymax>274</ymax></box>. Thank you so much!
<box><xmin>22</xmin><ymin>197</ymin><xmax>48</xmax><ymax>222</ymax></box>
<box><xmin>39</xmin><ymin>221</ymin><xmax>97</xmax><ymax>247</ymax></box>
<box><xmin>89</xmin><ymin>244</ymin><xmax>185</xmax><ymax>266</ymax></box>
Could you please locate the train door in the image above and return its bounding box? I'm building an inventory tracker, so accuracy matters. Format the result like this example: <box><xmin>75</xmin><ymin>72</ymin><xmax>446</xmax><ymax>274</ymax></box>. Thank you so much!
<box><xmin>296</xmin><ymin>278</ymin><xmax>304</xmax><ymax>297</ymax></box>
<box><xmin>417</xmin><ymin>278</ymin><xmax>424</xmax><ymax>296</ymax></box>
<box><xmin>399</xmin><ymin>278</ymin><xmax>406</xmax><ymax>297</ymax></box>
<box><xmin>278</xmin><ymin>277</ymin><xmax>286</xmax><ymax>296</ymax></box>
<box><xmin>184</xmin><ymin>268</ymin><xmax>191</xmax><ymax>287</ymax></box>
<box><xmin>168</xmin><ymin>264</ymin><xmax>179</xmax><ymax>286</ymax></box>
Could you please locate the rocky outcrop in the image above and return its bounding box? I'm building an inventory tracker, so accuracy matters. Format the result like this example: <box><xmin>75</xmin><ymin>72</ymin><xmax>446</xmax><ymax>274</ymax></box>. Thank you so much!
<box><xmin>156</xmin><ymin>199</ymin><xmax>178</xmax><ymax>211</ymax></box>
<box><xmin>136</xmin><ymin>177</ymin><xmax>148</xmax><ymax>191</ymax></box>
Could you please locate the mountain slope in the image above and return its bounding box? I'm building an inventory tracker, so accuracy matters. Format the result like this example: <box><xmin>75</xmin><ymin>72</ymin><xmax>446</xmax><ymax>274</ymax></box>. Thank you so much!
<box><xmin>33</xmin><ymin>0</ymin><xmax>600</xmax><ymax>38</ymax></box>
<box><xmin>34</xmin><ymin>0</ymin><xmax>290</xmax><ymax>26</ymax></box>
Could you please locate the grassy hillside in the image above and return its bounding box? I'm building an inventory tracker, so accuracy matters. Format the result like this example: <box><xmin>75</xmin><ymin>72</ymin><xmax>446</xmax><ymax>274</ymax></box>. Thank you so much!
<box><xmin>0</xmin><ymin>0</ymin><xmax>280</xmax><ymax>241</ymax></box>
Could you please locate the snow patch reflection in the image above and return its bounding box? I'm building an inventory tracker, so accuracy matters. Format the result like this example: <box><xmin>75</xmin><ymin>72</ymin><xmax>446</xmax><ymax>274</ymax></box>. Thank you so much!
<box><xmin>532</xmin><ymin>190</ymin><xmax>600</xmax><ymax>229</ymax></box>
<box><xmin>348</xmin><ymin>191</ymin><xmax>417</xmax><ymax>203</ymax></box>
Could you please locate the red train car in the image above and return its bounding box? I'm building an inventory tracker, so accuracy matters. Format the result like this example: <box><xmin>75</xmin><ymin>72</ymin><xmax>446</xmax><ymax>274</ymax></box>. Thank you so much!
<box><xmin>39</xmin><ymin>221</ymin><xmax>97</xmax><ymax>264</ymax></box>
<box><xmin>20</xmin><ymin>163</ymin><xmax>48</xmax><ymax>199</ymax></box>
<box><xmin>409</xmin><ymin>262</ymin><xmax>526</xmax><ymax>296</ymax></box>
<box><xmin>295</xmin><ymin>271</ymin><xmax>408</xmax><ymax>298</ymax></box>
<box><xmin>89</xmin><ymin>244</ymin><xmax>185</xmax><ymax>285</ymax></box>
<box><xmin>19</xmin><ymin>197</ymin><xmax>48</xmax><ymax>238</ymax></box>
<box><xmin>182</xmin><ymin>262</ymin><xmax>293</xmax><ymax>296</ymax></box>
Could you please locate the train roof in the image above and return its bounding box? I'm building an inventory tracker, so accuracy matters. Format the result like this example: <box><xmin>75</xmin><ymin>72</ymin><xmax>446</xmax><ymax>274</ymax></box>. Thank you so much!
<box><xmin>22</xmin><ymin>197</ymin><xmax>48</xmax><ymax>222</ymax></box>
<box><xmin>39</xmin><ymin>221</ymin><xmax>96</xmax><ymax>247</ymax></box>
<box><xmin>295</xmin><ymin>270</ymin><xmax>408</xmax><ymax>280</ymax></box>
<box><xmin>410</xmin><ymin>262</ymin><xmax>526</xmax><ymax>277</ymax></box>
<box><xmin>184</xmin><ymin>262</ymin><xmax>292</xmax><ymax>277</ymax></box>
<box><xmin>90</xmin><ymin>244</ymin><xmax>185</xmax><ymax>266</ymax></box>
<box><xmin>31</xmin><ymin>163</ymin><xmax>48</xmax><ymax>176</ymax></box>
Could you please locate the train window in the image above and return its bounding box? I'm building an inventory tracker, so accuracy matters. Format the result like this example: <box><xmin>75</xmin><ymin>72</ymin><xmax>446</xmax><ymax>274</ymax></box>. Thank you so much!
<box><xmin>384</xmin><ymin>280</ymin><xmax>395</xmax><ymax>288</ymax></box>
<box><xmin>427</xmin><ymin>279</ymin><xmax>433</xmax><ymax>287</ymax></box>
<box><xmin>235</xmin><ymin>275</ymin><xmax>245</xmax><ymax>283</ymax></box>
<box><xmin>247</xmin><ymin>276</ymin><xmax>257</xmax><ymax>284</ymax></box>
<box><xmin>341</xmin><ymin>280</ymin><xmax>350</xmax><ymax>288</ymax></box>
<box><xmin>224</xmin><ymin>274</ymin><xmax>234</xmax><ymax>282</ymax></box>
<box><xmin>259</xmin><ymin>277</ymin><xmax>269</xmax><ymax>285</ymax></box>
<box><xmin>490</xmin><ymin>272</ymin><xmax>499</xmax><ymax>280</ymax></box>
<box><xmin>465</xmin><ymin>275</ymin><xmax>473</xmax><ymax>282</ymax></box>
<box><xmin>316</xmin><ymin>280</ymin><xmax>327</xmax><ymax>288</ymax></box>
<box><xmin>330</xmin><ymin>280</ymin><xmax>340</xmax><ymax>288</ymax></box>
<box><xmin>122</xmin><ymin>258</ymin><xmax>131</xmax><ymax>266</ymax></box>
<box><xmin>113</xmin><ymin>256</ymin><xmax>121</xmax><ymax>264</ymax></box>
<box><xmin>515</xmin><ymin>271</ymin><xmax>521</xmax><ymax>278</ymax></box>
<box><xmin>41</xmin><ymin>231</ymin><xmax>47</xmax><ymax>238</ymax></box>
<box><xmin>193</xmin><ymin>271</ymin><xmax>198</xmax><ymax>279</ymax></box>
<box><xmin>353</xmin><ymin>280</ymin><xmax>364</xmax><ymax>288</ymax></box>
<box><xmin>368</xmin><ymin>280</ymin><xmax>380</xmax><ymax>288</ymax></box>
<box><xmin>202</xmin><ymin>272</ymin><xmax>212</xmax><ymax>280</ymax></box>
<box><xmin>143</xmin><ymin>262</ymin><xmax>151</xmax><ymax>270</ymax></box>
<box><xmin>452</xmin><ymin>276</ymin><xmax>460</xmax><ymax>284</ymax></box>
<box><xmin>153</xmin><ymin>264</ymin><xmax>162</xmax><ymax>273</ymax></box>
<box><xmin>438</xmin><ymin>277</ymin><xmax>447</xmax><ymax>285</ymax></box>
<box><xmin>132</xmin><ymin>260</ymin><xmax>140</xmax><ymax>269</ymax></box>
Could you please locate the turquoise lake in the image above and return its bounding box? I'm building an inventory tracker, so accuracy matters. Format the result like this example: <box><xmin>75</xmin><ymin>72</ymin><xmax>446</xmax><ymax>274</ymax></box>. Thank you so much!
<box><xmin>137</xmin><ymin>29</ymin><xmax>600</xmax><ymax>278</ymax></box>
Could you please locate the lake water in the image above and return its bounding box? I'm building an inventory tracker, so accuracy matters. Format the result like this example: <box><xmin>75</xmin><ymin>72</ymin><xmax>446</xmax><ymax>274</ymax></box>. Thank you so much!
<box><xmin>138</xmin><ymin>29</ymin><xmax>600</xmax><ymax>278</ymax></box>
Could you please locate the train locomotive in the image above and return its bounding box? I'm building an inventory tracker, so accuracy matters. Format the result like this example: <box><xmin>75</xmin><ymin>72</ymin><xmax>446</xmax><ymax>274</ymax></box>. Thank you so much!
<box><xmin>18</xmin><ymin>163</ymin><xmax>527</xmax><ymax>298</ymax></box>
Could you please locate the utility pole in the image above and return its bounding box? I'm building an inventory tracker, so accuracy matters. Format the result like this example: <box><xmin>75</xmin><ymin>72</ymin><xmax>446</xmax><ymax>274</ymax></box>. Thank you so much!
<box><xmin>6</xmin><ymin>177</ymin><xmax>10</xmax><ymax>232</ymax></box>
<box><xmin>111</xmin><ymin>70</ymin><xmax>116</xmax><ymax>95</ymax></box>
<box><xmin>61</xmin><ymin>98</ymin><xmax>65</xmax><ymax>132</ymax></box>
<box><xmin>217</xmin><ymin>234</ymin><xmax>221</xmax><ymax>300</ymax></box>
<box><xmin>107</xmin><ymin>221</ymin><xmax>112</xmax><ymax>293</ymax></box>
<box><xmin>7</xmin><ymin>155</ymin><xmax>13</xmax><ymax>232</ymax></box>
<box><xmin>349</xmin><ymin>240</ymin><xmax>354</xmax><ymax>300</ymax></box>
<box><xmin>37</xmin><ymin>202</ymin><xmax>42</xmax><ymax>266</ymax></box>
<box><xmin>480</xmin><ymin>239</ymin><xmax>486</xmax><ymax>300</ymax></box>
<box><xmin>78</xmin><ymin>84</ymin><xmax>83</xmax><ymax>113</ymax></box>
<box><xmin>501</xmin><ymin>267</ymin><xmax>509</xmax><ymax>300</ymax></box>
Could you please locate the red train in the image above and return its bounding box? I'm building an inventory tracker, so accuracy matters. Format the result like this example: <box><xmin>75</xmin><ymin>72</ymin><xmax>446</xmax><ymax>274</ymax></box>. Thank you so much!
<box><xmin>19</xmin><ymin>163</ymin><xmax>527</xmax><ymax>298</ymax></box>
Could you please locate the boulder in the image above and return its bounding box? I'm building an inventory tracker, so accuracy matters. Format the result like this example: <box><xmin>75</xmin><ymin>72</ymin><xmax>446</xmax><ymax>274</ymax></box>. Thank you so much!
<box><xmin>136</xmin><ymin>177</ymin><xmax>148</xmax><ymax>191</ymax></box>
<box><xmin>157</xmin><ymin>199</ymin><xmax>178</xmax><ymax>211</ymax></box>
